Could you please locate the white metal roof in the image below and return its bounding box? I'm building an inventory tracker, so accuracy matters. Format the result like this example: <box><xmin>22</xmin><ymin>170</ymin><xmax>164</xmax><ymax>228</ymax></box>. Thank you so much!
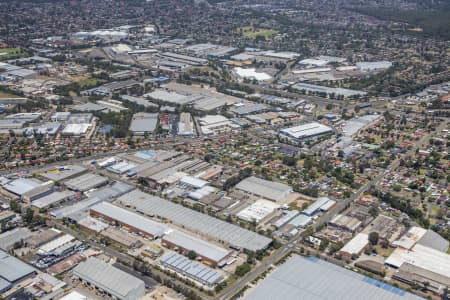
<box><xmin>339</xmin><ymin>233</ymin><xmax>369</xmax><ymax>255</ymax></box>
<box><xmin>235</xmin><ymin>176</ymin><xmax>292</xmax><ymax>202</ymax></box>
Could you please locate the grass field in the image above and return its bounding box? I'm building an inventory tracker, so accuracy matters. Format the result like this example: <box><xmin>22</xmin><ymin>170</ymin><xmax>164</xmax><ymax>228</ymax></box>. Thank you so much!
<box><xmin>0</xmin><ymin>90</ymin><xmax>17</xmax><ymax>99</ymax></box>
<box><xmin>238</xmin><ymin>26</ymin><xmax>278</xmax><ymax>39</ymax></box>
<box><xmin>77</xmin><ymin>77</ymin><xmax>101</xmax><ymax>88</ymax></box>
<box><xmin>0</xmin><ymin>48</ymin><xmax>28</xmax><ymax>61</ymax></box>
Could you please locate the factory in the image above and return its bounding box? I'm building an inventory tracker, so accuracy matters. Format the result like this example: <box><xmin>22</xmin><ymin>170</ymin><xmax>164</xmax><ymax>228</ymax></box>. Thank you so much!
<box><xmin>244</xmin><ymin>255</ymin><xmax>422</xmax><ymax>300</ymax></box>
<box><xmin>129</xmin><ymin>112</ymin><xmax>158</xmax><ymax>135</ymax></box>
<box><xmin>338</xmin><ymin>233</ymin><xmax>369</xmax><ymax>259</ymax></box>
<box><xmin>197</xmin><ymin>115</ymin><xmax>240</xmax><ymax>135</ymax></box>
<box><xmin>64</xmin><ymin>173</ymin><xmax>108</xmax><ymax>192</ymax></box>
<box><xmin>177</xmin><ymin>112</ymin><xmax>196</xmax><ymax>136</ymax></box>
<box><xmin>89</xmin><ymin>202</ymin><xmax>168</xmax><ymax>239</ymax></box>
<box><xmin>0</xmin><ymin>250</ymin><xmax>37</xmax><ymax>292</ymax></box>
<box><xmin>160</xmin><ymin>252</ymin><xmax>224</xmax><ymax>287</ymax></box>
<box><xmin>0</xmin><ymin>228</ymin><xmax>32</xmax><ymax>251</ymax></box>
<box><xmin>236</xmin><ymin>200</ymin><xmax>280</xmax><ymax>224</ymax></box>
<box><xmin>73</xmin><ymin>257</ymin><xmax>145</xmax><ymax>300</ymax></box>
<box><xmin>302</xmin><ymin>197</ymin><xmax>336</xmax><ymax>216</ymax></box>
<box><xmin>162</xmin><ymin>230</ymin><xmax>231</xmax><ymax>267</ymax></box>
<box><xmin>292</xmin><ymin>82</ymin><xmax>367</xmax><ymax>98</ymax></box>
<box><xmin>235</xmin><ymin>176</ymin><xmax>293</xmax><ymax>202</ymax></box>
<box><xmin>118</xmin><ymin>190</ymin><xmax>272</xmax><ymax>251</ymax></box>
<box><xmin>233</xmin><ymin>67</ymin><xmax>272</xmax><ymax>82</ymax></box>
<box><xmin>279</xmin><ymin>122</ymin><xmax>333</xmax><ymax>143</ymax></box>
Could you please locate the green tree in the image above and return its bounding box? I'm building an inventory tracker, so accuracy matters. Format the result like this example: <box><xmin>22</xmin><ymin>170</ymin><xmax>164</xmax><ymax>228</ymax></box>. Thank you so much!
<box><xmin>369</xmin><ymin>232</ymin><xmax>379</xmax><ymax>246</ymax></box>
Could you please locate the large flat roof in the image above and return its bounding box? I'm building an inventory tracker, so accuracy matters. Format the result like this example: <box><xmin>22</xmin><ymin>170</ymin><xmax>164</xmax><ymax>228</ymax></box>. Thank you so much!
<box><xmin>90</xmin><ymin>202</ymin><xmax>167</xmax><ymax>238</ymax></box>
<box><xmin>163</xmin><ymin>230</ymin><xmax>230</xmax><ymax>262</ymax></box>
<box><xmin>31</xmin><ymin>190</ymin><xmax>76</xmax><ymax>209</ymax></box>
<box><xmin>244</xmin><ymin>255</ymin><xmax>423</xmax><ymax>300</ymax></box>
<box><xmin>280</xmin><ymin>122</ymin><xmax>333</xmax><ymax>140</ymax></box>
<box><xmin>2</xmin><ymin>178</ymin><xmax>42</xmax><ymax>196</ymax></box>
<box><xmin>0</xmin><ymin>228</ymin><xmax>33</xmax><ymax>251</ymax></box>
<box><xmin>118</xmin><ymin>190</ymin><xmax>272</xmax><ymax>251</ymax></box>
<box><xmin>40</xmin><ymin>165</ymin><xmax>87</xmax><ymax>182</ymax></box>
<box><xmin>0</xmin><ymin>250</ymin><xmax>36</xmax><ymax>283</ymax></box>
<box><xmin>235</xmin><ymin>176</ymin><xmax>292</xmax><ymax>202</ymax></box>
<box><xmin>65</xmin><ymin>173</ymin><xmax>108</xmax><ymax>192</ymax></box>
<box><xmin>73</xmin><ymin>257</ymin><xmax>145</xmax><ymax>299</ymax></box>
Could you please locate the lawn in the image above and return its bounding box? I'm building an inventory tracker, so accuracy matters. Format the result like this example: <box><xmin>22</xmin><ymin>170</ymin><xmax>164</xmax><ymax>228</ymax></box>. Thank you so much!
<box><xmin>0</xmin><ymin>48</ymin><xmax>28</xmax><ymax>61</ymax></box>
<box><xmin>238</xmin><ymin>26</ymin><xmax>278</xmax><ymax>39</ymax></box>
<box><xmin>77</xmin><ymin>77</ymin><xmax>101</xmax><ymax>88</ymax></box>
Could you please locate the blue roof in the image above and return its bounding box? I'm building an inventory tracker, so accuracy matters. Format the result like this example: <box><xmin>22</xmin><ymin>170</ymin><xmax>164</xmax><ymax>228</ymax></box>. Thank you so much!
<box><xmin>0</xmin><ymin>250</ymin><xmax>36</xmax><ymax>283</ymax></box>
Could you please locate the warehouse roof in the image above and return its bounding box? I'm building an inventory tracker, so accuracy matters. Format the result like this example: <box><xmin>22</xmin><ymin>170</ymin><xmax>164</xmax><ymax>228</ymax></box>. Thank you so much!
<box><xmin>163</xmin><ymin>230</ymin><xmax>230</xmax><ymax>262</ymax></box>
<box><xmin>160</xmin><ymin>252</ymin><xmax>223</xmax><ymax>286</ymax></box>
<box><xmin>385</xmin><ymin>244</ymin><xmax>450</xmax><ymax>280</ymax></box>
<box><xmin>339</xmin><ymin>233</ymin><xmax>369</xmax><ymax>255</ymax></box>
<box><xmin>118</xmin><ymin>190</ymin><xmax>272</xmax><ymax>251</ymax></box>
<box><xmin>0</xmin><ymin>228</ymin><xmax>33</xmax><ymax>251</ymax></box>
<box><xmin>280</xmin><ymin>122</ymin><xmax>333</xmax><ymax>140</ymax></box>
<box><xmin>0</xmin><ymin>250</ymin><xmax>36</xmax><ymax>283</ymax></box>
<box><xmin>417</xmin><ymin>229</ymin><xmax>449</xmax><ymax>252</ymax></box>
<box><xmin>237</xmin><ymin>200</ymin><xmax>280</xmax><ymax>223</ymax></box>
<box><xmin>73</xmin><ymin>257</ymin><xmax>145</xmax><ymax>299</ymax></box>
<box><xmin>31</xmin><ymin>190</ymin><xmax>76</xmax><ymax>209</ymax></box>
<box><xmin>90</xmin><ymin>202</ymin><xmax>168</xmax><ymax>238</ymax></box>
<box><xmin>244</xmin><ymin>255</ymin><xmax>422</xmax><ymax>300</ymax></box>
<box><xmin>2</xmin><ymin>178</ymin><xmax>42</xmax><ymax>196</ymax></box>
<box><xmin>129</xmin><ymin>112</ymin><xmax>158</xmax><ymax>133</ymax></box>
<box><xmin>302</xmin><ymin>197</ymin><xmax>335</xmax><ymax>216</ymax></box>
<box><xmin>235</xmin><ymin>176</ymin><xmax>292</xmax><ymax>202</ymax></box>
<box><xmin>40</xmin><ymin>165</ymin><xmax>87</xmax><ymax>182</ymax></box>
<box><xmin>65</xmin><ymin>173</ymin><xmax>108</xmax><ymax>192</ymax></box>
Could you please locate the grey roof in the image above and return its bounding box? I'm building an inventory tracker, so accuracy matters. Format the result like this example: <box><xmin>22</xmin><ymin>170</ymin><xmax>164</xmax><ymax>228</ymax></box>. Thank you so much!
<box><xmin>65</xmin><ymin>173</ymin><xmax>108</xmax><ymax>192</ymax></box>
<box><xmin>235</xmin><ymin>176</ymin><xmax>292</xmax><ymax>202</ymax></box>
<box><xmin>51</xmin><ymin>197</ymin><xmax>103</xmax><ymax>219</ymax></box>
<box><xmin>3</xmin><ymin>178</ymin><xmax>42</xmax><ymax>196</ymax></box>
<box><xmin>88</xmin><ymin>182</ymin><xmax>134</xmax><ymax>201</ymax></box>
<box><xmin>118</xmin><ymin>190</ymin><xmax>272</xmax><ymax>251</ymax></box>
<box><xmin>73</xmin><ymin>257</ymin><xmax>145</xmax><ymax>300</ymax></box>
<box><xmin>40</xmin><ymin>165</ymin><xmax>87</xmax><ymax>182</ymax></box>
<box><xmin>163</xmin><ymin>230</ymin><xmax>230</xmax><ymax>262</ymax></box>
<box><xmin>244</xmin><ymin>255</ymin><xmax>423</xmax><ymax>300</ymax></box>
<box><xmin>302</xmin><ymin>197</ymin><xmax>332</xmax><ymax>216</ymax></box>
<box><xmin>0</xmin><ymin>228</ymin><xmax>33</xmax><ymax>251</ymax></box>
<box><xmin>0</xmin><ymin>276</ymin><xmax>11</xmax><ymax>292</ymax></box>
<box><xmin>31</xmin><ymin>190</ymin><xmax>76</xmax><ymax>209</ymax></box>
<box><xmin>417</xmin><ymin>230</ymin><xmax>449</xmax><ymax>252</ymax></box>
<box><xmin>288</xmin><ymin>214</ymin><xmax>312</xmax><ymax>228</ymax></box>
<box><xmin>229</xmin><ymin>103</ymin><xmax>269</xmax><ymax>115</ymax></box>
<box><xmin>129</xmin><ymin>112</ymin><xmax>158</xmax><ymax>133</ymax></box>
<box><xmin>73</xmin><ymin>102</ymin><xmax>107</xmax><ymax>112</ymax></box>
<box><xmin>90</xmin><ymin>202</ymin><xmax>167</xmax><ymax>238</ymax></box>
<box><xmin>160</xmin><ymin>252</ymin><xmax>223</xmax><ymax>286</ymax></box>
<box><xmin>0</xmin><ymin>250</ymin><xmax>36</xmax><ymax>283</ymax></box>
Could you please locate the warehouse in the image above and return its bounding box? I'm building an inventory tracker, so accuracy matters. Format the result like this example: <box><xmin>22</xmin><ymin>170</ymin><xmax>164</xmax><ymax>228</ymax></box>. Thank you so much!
<box><xmin>0</xmin><ymin>250</ymin><xmax>37</xmax><ymax>285</ymax></box>
<box><xmin>237</xmin><ymin>200</ymin><xmax>280</xmax><ymax>224</ymax></box>
<box><xmin>90</xmin><ymin>202</ymin><xmax>168</xmax><ymax>239</ymax></box>
<box><xmin>235</xmin><ymin>176</ymin><xmax>292</xmax><ymax>202</ymax></box>
<box><xmin>40</xmin><ymin>165</ymin><xmax>88</xmax><ymax>182</ymax></box>
<box><xmin>197</xmin><ymin>115</ymin><xmax>240</xmax><ymax>135</ymax></box>
<box><xmin>229</xmin><ymin>102</ymin><xmax>270</xmax><ymax>116</ymax></box>
<box><xmin>118</xmin><ymin>190</ymin><xmax>272</xmax><ymax>251</ymax></box>
<box><xmin>234</xmin><ymin>67</ymin><xmax>272</xmax><ymax>82</ymax></box>
<box><xmin>338</xmin><ymin>233</ymin><xmax>369</xmax><ymax>258</ymax></box>
<box><xmin>22</xmin><ymin>181</ymin><xmax>54</xmax><ymax>203</ymax></box>
<box><xmin>129</xmin><ymin>112</ymin><xmax>158</xmax><ymax>135</ymax></box>
<box><xmin>2</xmin><ymin>178</ymin><xmax>43</xmax><ymax>197</ymax></box>
<box><xmin>162</xmin><ymin>230</ymin><xmax>231</xmax><ymax>267</ymax></box>
<box><xmin>73</xmin><ymin>257</ymin><xmax>145</xmax><ymax>300</ymax></box>
<box><xmin>100</xmin><ymin>227</ymin><xmax>143</xmax><ymax>248</ymax></box>
<box><xmin>0</xmin><ymin>228</ymin><xmax>32</xmax><ymax>251</ymax></box>
<box><xmin>31</xmin><ymin>190</ymin><xmax>76</xmax><ymax>209</ymax></box>
<box><xmin>244</xmin><ymin>255</ymin><xmax>422</xmax><ymax>300</ymax></box>
<box><xmin>145</xmin><ymin>89</ymin><xmax>191</xmax><ymax>105</ymax></box>
<box><xmin>280</xmin><ymin>122</ymin><xmax>333</xmax><ymax>143</ymax></box>
<box><xmin>292</xmin><ymin>82</ymin><xmax>367</xmax><ymax>98</ymax></box>
<box><xmin>386</xmin><ymin>244</ymin><xmax>450</xmax><ymax>292</ymax></box>
<box><xmin>38</xmin><ymin>234</ymin><xmax>75</xmax><ymax>255</ymax></box>
<box><xmin>178</xmin><ymin>112</ymin><xmax>195</xmax><ymax>136</ymax></box>
<box><xmin>328</xmin><ymin>214</ymin><xmax>362</xmax><ymax>232</ymax></box>
<box><xmin>65</xmin><ymin>173</ymin><xmax>108</xmax><ymax>192</ymax></box>
<box><xmin>160</xmin><ymin>252</ymin><xmax>224</xmax><ymax>287</ymax></box>
<box><xmin>302</xmin><ymin>197</ymin><xmax>336</xmax><ymax>216</ymax></box>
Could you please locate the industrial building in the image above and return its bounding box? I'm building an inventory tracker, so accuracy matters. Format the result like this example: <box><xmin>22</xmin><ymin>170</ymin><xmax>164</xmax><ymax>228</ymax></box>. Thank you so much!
<box><xmin>244</xmin><ymin>255</ymin><xmax>422</xmax><ymax>300</ymax></box>
<box><xmin>237</xmin><ymin>200</ymin><xmax>280</xmax><ymax>224</ymax></box>
<box><xmin>386</xmin><ymin>244</ymin><xmax>450</xmax><ymax>293</ymax></box>
<box><xmin>39</xmin><ymin>165</ymin><xmax>87</xmax><ymax>182</ymax></box>
<box><xmin>129</xmin><ymin>112</ymin><xmax>158</xmax><ymax>135</ymax></box>
<box><xmin>197</xmin><ymin>115</ymin><xmax>240</xmax><ymax>135</ymax></box>
<box><xmin>65</xmin><ymin>173</ymin><xmax>108</xmax><ymax>192</ymax></box>
<box><xmin>280</xmin><ymin>122</ymin><xmax>333</xmax><ymax>143</ymax></box>
<box><xmin>178</xmin><ymin>112</ymin><xmax>195</xmax><ymax>136</ymax></box>
<box><xmin>0</xmin><ymin>250</ymin><xmax>37</xmax><ymax>290</ymax></box>
<box><xmin>328</xmin><ymin>214</ymin><xmax>362</xmax><ymax>232</ymax></box>
<box><xmin>31</xmin><ymin>190</ymin><xmax>76</xmax><ymax>209</ymax></box>
<box><xmin>118</xmin><ymin>190</ymin><xmax>272</xmax><ymax>251</ymax></box>
<box><xmin>0</xmin><ymin>228</ymin><xmax>32</xmax><ymax>251</ymax></box>
<box><xmin>229</xmin><ymin>102</ymin><xmax>270</xmax><ymax>116</ymax></box>
<box><xmin>392</xmin><ymin>226</ymin><xmax>449</xmax><ymax>252</ymax></box>
<box><xmin>162</xmin><ymin>230</ymin><xmax>231</xmax><ymax>267</ymax></box>
<box><xmin>2</xmin><ymin>178</ymin><xmax>45</xmax><ymax>198</ymax></box>
<box><xmin>235</xmin><ymin>176</ymin><xmax>293</xmax><ymax>202</ymax></box>
<box><xmin>338</xmin><ymin>233</ymin><xmax>369</xmax><ymax>258</ymax></box>
<box><xmin>302</xmin><ymin>197</ymin><xmax>336</xmax><ymax>216</ymax></box>
<box><xmin>292</xmin><ymin>82</ymin><xmax>367</xmax><ymax>98</ymax></box>
<box><xmin>90</xmin><ymin>202</ymin><xmax>168</xmax><ymax>239</ymax></box>
<box><xmin>160</xmin><ymin>252</ymin><xmax>224</xmax><ymax>287</ymax></box>
<box><xmin>73</xmin><ymin>257</ymin><xmax>145</xmax><ymax>300</ymax></box>
<box><xmin>38</xmin><ymin>234</ymin><xmax>75</xmax><ymax>255</ymax></box>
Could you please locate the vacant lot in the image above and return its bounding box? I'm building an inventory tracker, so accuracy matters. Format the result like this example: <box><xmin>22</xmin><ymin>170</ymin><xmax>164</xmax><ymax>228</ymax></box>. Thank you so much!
<box><xmin>0</xmin><ymin>48</ymin><xmax>28</xmax><ymax>60</ymax></box>
<box><xmin>238</xmin><ymin>26</ymin><xmax>278</xmax><ymax>39</ymax></box>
